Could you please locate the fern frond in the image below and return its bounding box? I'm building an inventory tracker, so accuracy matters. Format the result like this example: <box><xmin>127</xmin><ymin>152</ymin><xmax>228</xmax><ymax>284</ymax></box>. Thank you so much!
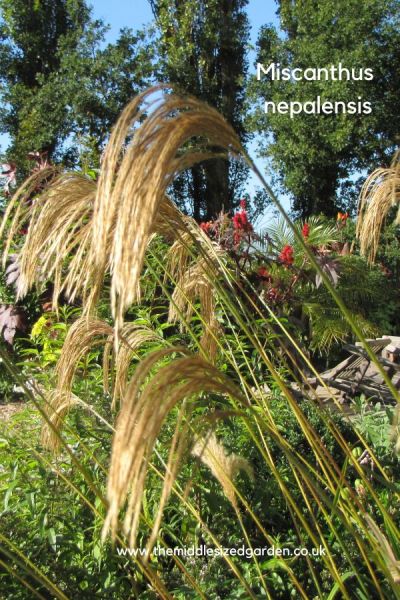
<box><xmin>303</xmin><ymin>303</ymin><xmax>379</xmax><ymax>353</ymax></box>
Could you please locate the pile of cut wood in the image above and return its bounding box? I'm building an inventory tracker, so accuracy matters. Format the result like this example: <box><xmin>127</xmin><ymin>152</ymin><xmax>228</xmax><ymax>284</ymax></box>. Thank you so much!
<box><xmin>291</xmin><ymin>337</ymin><xmax>400</xmax><ymax>411</ymax></box>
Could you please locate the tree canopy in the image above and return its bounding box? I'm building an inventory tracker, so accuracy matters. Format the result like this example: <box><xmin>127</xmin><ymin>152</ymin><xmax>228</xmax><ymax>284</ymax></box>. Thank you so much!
<box><xmin>250</xmin><ymin>0</ymin><xmax>400</xmax><ymax>217</ymax></box>
<box><xmin>0</xmin><ymin>0</ymin><xmax>153</xmax><ymax>168</ymax></box>
<box><xmin>1</xmin><ymin>0</ymin><xmax>399</xmax><ymax>219</ymax></box>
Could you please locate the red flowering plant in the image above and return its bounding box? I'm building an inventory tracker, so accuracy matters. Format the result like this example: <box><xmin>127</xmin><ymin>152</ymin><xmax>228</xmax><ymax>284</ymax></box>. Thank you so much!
<box><xmin>337</xmin><ymin>211</ymin><xmax>349</xmax><ymax>228</ymax></box>
<box><xmin>301</xmin><ymin>222</ymin><xmax>310</xmax><ymax>239</ymax></box>
<box><xmin>199</xmin><ymin>199</ymin><xmax>256</xmax><ymax>256</ymax></box>
<box><xmin>279</xmin><ymin>244</ymin><xmax>294</xmax><ymax>266</ymax></box>
<box><xmin>199</xmin><ymin>210</ymin><xmax>344</xmax><ymax>322</ymax></box>
<box><xmin>264</xmin><ymin>216</ymin><xmax>343</xmax><ymax>296</ymax></box>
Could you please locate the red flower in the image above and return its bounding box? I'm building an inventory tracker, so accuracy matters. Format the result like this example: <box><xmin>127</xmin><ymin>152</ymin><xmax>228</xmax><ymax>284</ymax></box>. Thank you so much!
<box><xmin>337</xmin><ymin>212</ymin><xmax>349</xmax><ymax>223</ymax></box>
<box><xmin>258</xmin><ymin>266</ymin><xmax>269</xmax><ymax>278</ymax></box>
<box><xmin>233</xmin><ymin>230</ymin><xmax>242</xmax><ymax>245</ymax></box>
<box><xmin>239</xmin><ymin>198</ymin><xmax>247</xmax><ymax>209</ymax></box>
<box><xmin>279</xmin><ymin>244</ymin><xmax>294</xmax><ymax>266</ymax></box>
<box><xmin>232</xmin><ymin>209</ymin><xmax>253</xmax><ymax>246</ymax></box>
<box><xmin>200</xmin><ymin>221</ymin><xmax>213</xmax><ymax>234</ymax></box>
<box><xmin>301</xmin><ymin>222</ymin><xmax>310</xmax><ymax>238</ymax></box>
<box><xmin>232</xmin><ymin>210</ymin><xmax>252</xmax><ymax>232</ymax></box>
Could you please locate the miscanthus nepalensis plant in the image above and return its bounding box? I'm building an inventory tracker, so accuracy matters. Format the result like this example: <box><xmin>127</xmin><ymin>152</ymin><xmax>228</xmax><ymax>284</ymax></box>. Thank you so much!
<box><xmin>0</xmin><ymin>86</ymin><xmax>399</xmax><ymax>599</ymax></box>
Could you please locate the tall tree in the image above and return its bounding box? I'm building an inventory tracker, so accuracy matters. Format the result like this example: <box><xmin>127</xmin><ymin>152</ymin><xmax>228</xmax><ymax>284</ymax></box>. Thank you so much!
<box><xmin>50</xmin><ymin>25</ymin><xmax>154</xmax><ymax>165</ymax></box>
<box><xmin>0</xmin><ymin>0</ymin><xmax>91</xmax><ymax>163</ymax></box>
<box><xmin>0</xmin><ymin>0</ymin><xmax>153</xmax><ymax>168</ymax></box>
<box><xmin>251</xmin><ymin>0</ymin><xmax>400</xmax><ymax>217</ymax></box>
<box><xmin>150</xmin><ymin>0</ymin><xmax>250</xmax><ymax>220</ymax></box>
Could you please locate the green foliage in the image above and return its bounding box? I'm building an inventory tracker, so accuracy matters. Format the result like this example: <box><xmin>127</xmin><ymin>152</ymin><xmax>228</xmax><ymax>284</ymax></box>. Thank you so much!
<box><xmin>0</xmin><ymin>407</ymin><xmax>136</xmax><ymax>599</ymax></box>
<box><xmin>373</xmin><ymin>222</ymin><xmax>400</xmax><ymax>330</ymax></box>
<box><xmin>1</xmin><ymin>350</ymin><xmax>398</xmax><ymax>598</ymax></box>
<box><xmin>53</xmin><ymin>26</ymin><xmax>155</xmax><ymax>165</ymax></box>
<box><xmin>0</xmin><ymin>0</ymin><xmax>90</xmax><ymax>165</ymax></box>
<box><xmin>0</xmin><ymin>0</ymin><xmax>153</xmax><ymax>169</ymax></box>
<box><xmin>351</xmin><ymin>395</ymin><xmax>396</xmax><ymax>459</ymax></box>
<box><xmin>23</xmin><ymin>307</ymin><xmax>81</xmax><ymax>369</ymax></box>
<box><xmin>301</xmin><ymin>253</ymin><xmax>398</xmax><ymax>353</ymax></box>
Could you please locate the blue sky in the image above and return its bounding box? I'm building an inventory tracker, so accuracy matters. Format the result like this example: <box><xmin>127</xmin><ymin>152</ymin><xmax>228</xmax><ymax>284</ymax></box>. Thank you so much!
<box><xmin>91</xmin><ymin>0</ymin><xmax>279</xmax><ymax>45</ymax></box>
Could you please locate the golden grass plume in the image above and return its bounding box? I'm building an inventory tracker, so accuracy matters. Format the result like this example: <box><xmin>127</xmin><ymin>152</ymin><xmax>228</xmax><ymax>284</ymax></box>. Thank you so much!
<box><xmin>42</xmin><ymin>317</ymin><xmax>165</xmax><ymax>448</ymax></box>
<box><xmin>89</xmin><ymin>85</ymin><xmax>243</xmax><ymax>329</ymax></box>
<box><xmin>1</xmin><ymin>171</ymin><xmax>98</xmax><ymax>310</ymax></box>
<box><xmin>41</xmin><ymin>390</ymin><xmax>81</xmax><ymax>452</ymax></box>
<box><xmin>168</xmin><ymin>245</ymin><xmax>224</xmax><ymax>360</ymax></box>
<box><xmin>55</xmin><ymin>317</ymin><xmax>114</xmax><ymax>394</ymax></box>
<box><xmin>0</xmin><ymin>166</ymin><xmax>59</xmax><ymax>258</ymax></box>
<box><xmin>101</xmin><ymin>348</ymin><xmax>245</xmax><ymax>548</ymax></box>
<box><xmin>191</xmin><ymin>432</ymin><xmax>254</xmax><ymax>509</ymax></box>
<box><xmin>356</xmin><ymin>151</ymin><xmax>400</xmax><ymax>263</ymax></box>
<box><xmin>41</xmin><ymin>317</ymin><xmax>114</xmax><ymax>450</ymax></box>
<box><xmin>103</xmin><ymin>322</ymin><xmax>163</xmax><ymax>409</ymax></box>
